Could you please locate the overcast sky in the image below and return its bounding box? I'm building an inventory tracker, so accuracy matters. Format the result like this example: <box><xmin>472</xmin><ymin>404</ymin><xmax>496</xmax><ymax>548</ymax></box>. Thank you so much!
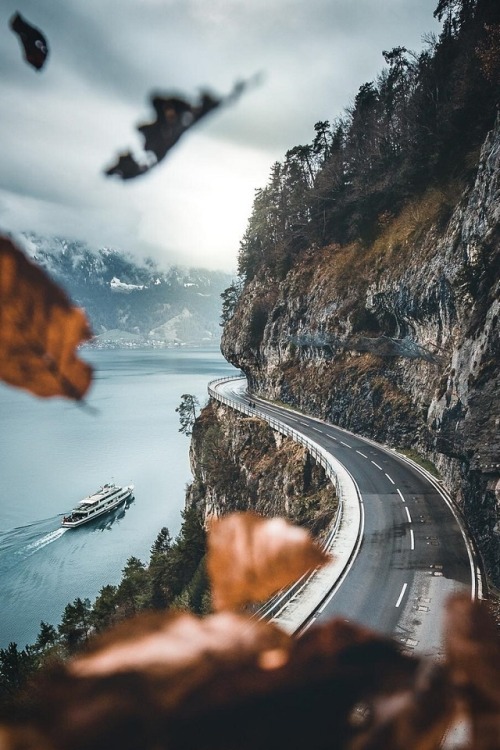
<box><xmin>0</xmin><ymin>0</ymin><xmax>441</xmax><ymax>271</ymax></box>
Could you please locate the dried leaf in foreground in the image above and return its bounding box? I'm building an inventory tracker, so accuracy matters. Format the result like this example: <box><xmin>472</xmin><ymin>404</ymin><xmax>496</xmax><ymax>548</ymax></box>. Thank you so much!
<box><xmin>69</xmin><ymin>610</ymin><xmax>290</xmax><ymax>682</ymax></box>
<box><xmin>9</xmin><ymin>12</ymin><xmax>49</xmax><ymax>71</ymax></box>
<box><xmin>2</xmin><ymin>595</ymin><xmax>498</xmax><ymax>750</ymax></box>
<box><xmin>443</xmin><ymin>593</ymin><xmax>500</xmax><ymax>749</ymax></box>
<box><xmin>0</xmin><ymin>236</ymin><xmax>93</xmax><ymax>399</ymax></box>
<box><xmin>4</xmin><ymin>610</ymin><xmax>423</xmax><ymax>750</ymax></box>
<box><xmin>104</xmin><ymin>78</ymin><xmax>256</xmax><ymax>179</ymax></box>
<box><xmin>207</xmin><ymin>511</ymin><xmax>330</xmax><ymax>611</ymax></box>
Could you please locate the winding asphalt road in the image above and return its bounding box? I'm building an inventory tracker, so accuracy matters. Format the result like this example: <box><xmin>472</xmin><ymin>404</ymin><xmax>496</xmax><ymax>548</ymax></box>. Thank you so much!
<box><xmin>213</xmin><ymin>377</ymin><xmax>479</xmax><ymax>656</ymax></box>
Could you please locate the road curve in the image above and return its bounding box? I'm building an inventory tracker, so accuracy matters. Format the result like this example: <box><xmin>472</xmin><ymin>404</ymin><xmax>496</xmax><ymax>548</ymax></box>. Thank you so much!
<box><xmin>211</xmin><ymin>377</ymin><xmax>480</xmax><ymax>657</ymax></box>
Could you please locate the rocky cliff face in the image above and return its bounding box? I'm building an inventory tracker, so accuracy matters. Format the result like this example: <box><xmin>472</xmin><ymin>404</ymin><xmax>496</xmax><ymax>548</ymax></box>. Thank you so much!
<box><xmin>187</xmin><ymin>400</ymin><xmax>336</xmax><ymax>540</ymax></box>
<box><xmin>221</xmin><ymin>116</ymin><xmax>500</xmax><ymax>587</ymax></box>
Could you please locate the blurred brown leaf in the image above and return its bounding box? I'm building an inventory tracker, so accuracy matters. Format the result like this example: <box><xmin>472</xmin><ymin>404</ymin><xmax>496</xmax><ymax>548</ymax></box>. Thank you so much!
<box><xmin>5</xmin><ymin>611</ymin><xmax>420</xmax><ymax>750</ymax></box>
<box><xmin>70</xmin><ymin>610</ymin><xmax>290</xmax><ymax>684</ymax></box>
<box><xmin>9</xmin><ymin>12</ymin><xmax>49</xmax><ymax>71</ymax></box>
<box><xmin>443</xmin><ymin>593</ymin><xmax>500</xmax><ymax>749</ymax></box>
<box><xmin>0</xmin><ymin>236</ymin><xmax>93</xmax><ymax>400</ymax></box>
<box><xmin>350</xmin><ymin>660</ymin><xmax>453</xmax><ymax>750</ymax></box>
<box><xmin>104</xmin><ymin>79</ymin><xmax>255</xmax><ymax>180</ymax></box>
<box><xmin>0</xmin><ymin>512</ymin><xmax>497</xmax><ymax>750</ymax></box>
<box><xmin>207</xmin><ymin>511</ymin><xmax>331</xmax><ymax>611</ymax></box>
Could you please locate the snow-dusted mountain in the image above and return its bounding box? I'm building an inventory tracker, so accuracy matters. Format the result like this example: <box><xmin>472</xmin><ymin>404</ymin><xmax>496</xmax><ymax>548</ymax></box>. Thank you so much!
<box><xmin>19</xmin><ymin>233</ymin><xmax>233</xmax><ymax>347</ymax></box>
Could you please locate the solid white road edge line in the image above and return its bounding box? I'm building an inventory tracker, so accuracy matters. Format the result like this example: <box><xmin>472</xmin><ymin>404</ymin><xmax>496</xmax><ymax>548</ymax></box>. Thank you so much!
<box><xmin>317</xmin><ymin>469</ymin><xmax>365</xmax><ymax>615</ymax></box>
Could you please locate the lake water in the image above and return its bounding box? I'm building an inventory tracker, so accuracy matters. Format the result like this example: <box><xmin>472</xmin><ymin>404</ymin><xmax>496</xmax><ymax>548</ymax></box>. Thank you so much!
<box><xmin>0</xmin><ymin>347</ymin><xmax>237</xmax><ymax>648</ymax></box>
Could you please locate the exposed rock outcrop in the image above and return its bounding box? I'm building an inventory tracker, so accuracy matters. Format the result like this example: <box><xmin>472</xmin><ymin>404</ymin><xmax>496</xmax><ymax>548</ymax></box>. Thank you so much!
<box><xmin>221</xmin><ymin>117</ymin><xmax>500</xmax><ymax>587</ymax></box>
<box><xmin>187</xmin><ymin>400</ymin><xmax>337</xmax><ymax>540</ymax></box>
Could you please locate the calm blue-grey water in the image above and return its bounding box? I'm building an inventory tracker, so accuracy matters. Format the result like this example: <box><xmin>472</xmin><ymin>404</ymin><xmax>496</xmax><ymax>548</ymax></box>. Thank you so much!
<box><xmin>0</xmin><ymin>347</ymin><xmax>237</xmax><ymax>648</ymax></box>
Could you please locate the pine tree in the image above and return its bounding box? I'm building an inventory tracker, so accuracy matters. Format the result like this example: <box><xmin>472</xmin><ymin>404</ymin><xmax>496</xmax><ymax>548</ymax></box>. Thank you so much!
<box><xmin>116</xmin><ymin>557</ymin><xmax>148</xmax><ymax>616</ymax></box>
<box><xmin>34</xmin><ymin>621</ymin><xmax>57</xmax><ymax>652</ymax></box>
<box><xmin>0</xmin><ymin>642</ymin><xmax>37</xmax><ymax>699</ymax></box>
<box><xmin>58</xmin><ymin>597</ymin><xmax>92</xmax><ymax>651</ymax></box>
<box><xmin>220</xmin><ymin>282</ymin><xmax>242</xmax><ymax>325</ymax></box>
<box><xmin>91</xmin><ymin>585</ymin><xmax>119</xmax><ymax>632</ymax></box>
<box><xmin>175</xmin><ymin>394</ymin><xmax>199</xmax><ymax>436</ymax></box>
<box><xmin>150</xmin><ymin>526</ymin><xmax>172</xmax><ymax>558</ymax></box>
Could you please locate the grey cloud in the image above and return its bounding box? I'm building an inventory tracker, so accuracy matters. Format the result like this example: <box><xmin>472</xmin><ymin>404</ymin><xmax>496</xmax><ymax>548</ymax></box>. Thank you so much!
<box><xmin>0</xmin><ymin>0</ymin><xmax>442</xmax><ymax>270</ymax></box>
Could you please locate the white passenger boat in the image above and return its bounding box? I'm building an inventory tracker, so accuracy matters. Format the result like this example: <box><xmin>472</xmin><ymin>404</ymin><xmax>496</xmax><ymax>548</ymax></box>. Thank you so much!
<box><xmin>61</xmin><ymin>483</ymin><xmax>134</xmax><ymax>528</ymax></box>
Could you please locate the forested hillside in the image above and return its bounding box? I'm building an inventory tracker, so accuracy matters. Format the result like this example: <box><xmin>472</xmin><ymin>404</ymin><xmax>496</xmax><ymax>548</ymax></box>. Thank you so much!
<box><xmin>222</xmin><ymin>0</ymin><xmax>500</xmax><ymax>585</ymax></box>
<box><xmin>235</xmin><ymin>0</ymin><xmax>498</xmax><ymax>284</ymax></box>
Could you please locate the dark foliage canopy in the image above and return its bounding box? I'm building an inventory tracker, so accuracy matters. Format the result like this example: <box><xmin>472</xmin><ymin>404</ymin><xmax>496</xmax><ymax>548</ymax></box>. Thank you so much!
<box><xmin>237</xmin><ymin>0</ymin><xmax>500</xmax><ymax>282</ymax></box>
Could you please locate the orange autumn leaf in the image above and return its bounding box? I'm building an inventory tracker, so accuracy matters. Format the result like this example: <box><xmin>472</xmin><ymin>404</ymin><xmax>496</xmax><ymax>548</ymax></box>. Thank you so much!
<box><xmin>6</xmin><ymin>611</ymin><xmax>420</xmax><ymax>750</ymax></box>
<box><xmin>70</xmin><ymin>610</ymin><xmax>291</xmax><ymax>685</ymax></box>
<box><xmin>207</xmin><ymin>511</ymin><xmax>331</xmax><ymax>611</ymax></box>
<box><xmin>0</xmin><ymin>236</ymin><xmax>93</xmax><ymax>400</ymax></box>
<box><xmin>443</xmin><ymin>594</ymin><xmax>500</xmax><ymax>749</ymax></box>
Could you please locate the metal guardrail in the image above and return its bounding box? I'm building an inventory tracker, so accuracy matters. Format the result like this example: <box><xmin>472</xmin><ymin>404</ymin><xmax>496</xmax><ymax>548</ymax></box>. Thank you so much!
<box><xmin>207</xmin><ymin>376</ymin><xmax>346</xmax><ymax>622</ymax></box>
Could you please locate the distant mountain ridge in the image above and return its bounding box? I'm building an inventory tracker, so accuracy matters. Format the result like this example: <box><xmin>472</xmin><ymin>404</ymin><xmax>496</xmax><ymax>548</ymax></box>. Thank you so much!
<box><xmin>19</xmin><ymin>233</ymin><xmax>233</xmax><ymax>347</ymax></box>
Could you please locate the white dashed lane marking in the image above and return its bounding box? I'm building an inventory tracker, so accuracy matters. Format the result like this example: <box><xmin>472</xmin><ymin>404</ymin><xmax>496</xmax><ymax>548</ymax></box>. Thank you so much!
<box><xmin>371</xmin><ymin>461</ymin><xmax>383</xmax><ymax>471</ymax></box>
<box><xmin>405</xmin><ymin>507</ymin><xmax>412</xmax><ymax>523</ymax></box>
<box><xmin>385</xmin><ymin>472</ymin><xmax>395</xmax><ymax>484</ymax></box>
<box><xmin>356</xmin><ymin>450</ymin><xmax>368</xmax><ymax>458</ymax></box>
<box><xmin>396</xmin><ymin>582</ymin><xmax>408</xmax><ymax>608</ymax></box>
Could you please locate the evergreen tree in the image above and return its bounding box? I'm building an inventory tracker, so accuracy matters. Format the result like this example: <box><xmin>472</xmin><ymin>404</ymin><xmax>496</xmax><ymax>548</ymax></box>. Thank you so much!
<box><xmin>91</xmin><ymin>585</ymin><xmax>119</xmax><ymax>633</ymax></box>
<box><xmin>173</xmin><ymin>506</ymin><xmax>207</xmax><ymax>587</ymax></box>
<box><xmin>220</xmin><ymin>281</ymin><xmax>242</xmax><ymax>325</ymax></box>
<box><xmin>116</xmin><ymin>557</ymin><xmax>148</xmax><ymax>616</ymax></box>
<box><xmin>147</xmin><ymin>506</ymin><xmax>207</xmax><ymax>610</ymax></box>
<box><xmin>58</xmin><ymin>597</ymin><xmax>92</xmax><ymax>652</ymax></box>
<box><xmin>150</xmin><ymin>526</ymin><xmax>172</xmax><ymax>558</ymax></box>
<box><xmin>0</xmin><ymin>642</ymin><xmax>37</xmax><ymax>700</ymax></box>
<box><xmin>34</xmin><ymin>621</ymin><xmax>57</xmax><ymax>652</ymax></box>
<box><xmin>175</xmin><ymin>394</ymin><xmax>199</xmax><ymax>436</ymax></box>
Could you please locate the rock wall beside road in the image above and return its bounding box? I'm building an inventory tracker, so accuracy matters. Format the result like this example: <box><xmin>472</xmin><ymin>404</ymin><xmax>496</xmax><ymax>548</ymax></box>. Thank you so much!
<box><xmin>221</xmin><ymin>117</ymin><xmax>500</xmax><ymax>587</ymax></box>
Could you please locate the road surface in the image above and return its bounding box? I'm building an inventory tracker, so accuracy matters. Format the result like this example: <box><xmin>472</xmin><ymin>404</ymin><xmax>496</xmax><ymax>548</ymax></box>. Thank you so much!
<box><xmin>212</xmin><ymin>377</ymin><xmax>478</xmax><ymax>656</ymax></box>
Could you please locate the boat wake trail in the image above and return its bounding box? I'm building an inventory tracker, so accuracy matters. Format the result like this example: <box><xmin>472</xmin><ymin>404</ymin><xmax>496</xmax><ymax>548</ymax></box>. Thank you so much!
<box><xmin>25</xmin><ymin>527</ymin><xmax>67</xmax><ymax>554</ymax></box>
<box><xmin>0</xmin><ymin>519</ymin><xmax>66</xmax><ymax>575</ymax></box>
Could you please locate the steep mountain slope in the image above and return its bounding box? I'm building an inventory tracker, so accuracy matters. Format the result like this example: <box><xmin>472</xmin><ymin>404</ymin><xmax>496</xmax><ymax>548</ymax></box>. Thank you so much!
<box><xmin>194</xmin><ymin>0</ymin><xmax>500</xmax><ymax>593</ymax></box>
<box><xmin>19</xmin><ymin>234</ymin><xmax>232</xmax><ymax>346</ymax></box>
<box><xmin>221</xmin><ymin>114</ymin><xmax>500</xmax><ymax>588</ymax></box>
